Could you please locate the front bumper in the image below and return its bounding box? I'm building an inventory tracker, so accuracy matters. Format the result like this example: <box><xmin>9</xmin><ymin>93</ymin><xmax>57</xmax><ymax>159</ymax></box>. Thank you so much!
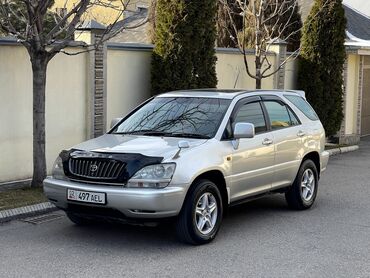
<box><xmin>43</xmin><ymin>177</ymin><xmax>187</xmax><ymax>219</ymax></box>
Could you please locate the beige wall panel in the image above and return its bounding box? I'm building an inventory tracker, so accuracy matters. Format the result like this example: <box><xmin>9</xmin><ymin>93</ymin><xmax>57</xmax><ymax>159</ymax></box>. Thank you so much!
<box><xmin>345</xmin><ymin>54</ymin><xmax>359</xmax><ymax>135</ymax></box>
<box><xmin>107</xmin><ymin>48</ymin><xmax>152</xmax><ymax>128</ymax></box>
<box><xmin>0</xmin><ymin>45</ymin><xmax>88</xmax><ymax>182</ymax></box>
<box><xmin>216</xmin><ymin>52</ymin><xmax>275</xmax><ymax>90</ymax></box>
<box><xmin>284</xmin><ymin>59</ymin><xmax>298</xmax><ymax>90</ymax></box>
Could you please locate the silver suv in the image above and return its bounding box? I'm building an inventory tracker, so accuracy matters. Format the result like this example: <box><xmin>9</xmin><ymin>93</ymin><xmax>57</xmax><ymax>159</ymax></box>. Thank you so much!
<box><xmin>44</xmin><ymin>89</ymin><xmax>329</xmax><ymax>244</ymax></box>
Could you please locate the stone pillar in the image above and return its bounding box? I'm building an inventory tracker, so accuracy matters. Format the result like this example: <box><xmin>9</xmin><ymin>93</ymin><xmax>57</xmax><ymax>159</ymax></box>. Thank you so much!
<box><xmin>338</xmin><ymin>52</ymin><xmax>362</xmax><ymax>145</ymax></box>
<box><xmin>75</xmin><ymin>20</ymin><xmax>107</xmax><ymax>139</ymax></box>
<box><xmin>269</xmin><ymin>39</ymin><xmax>288</xmax><ymax>89</ymax></box>
<box><xmin>339</xmin><ymin>57</ymin><xmax>348</xmax><ymax>141</ymax></box>
<box><xmin>356</xmin><ymin>56</ymin><xmax>364</xmax><ymax>137</ymax></box>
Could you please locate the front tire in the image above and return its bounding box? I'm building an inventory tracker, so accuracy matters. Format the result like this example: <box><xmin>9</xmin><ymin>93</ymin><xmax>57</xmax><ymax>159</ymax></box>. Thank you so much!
<box><xmin>285</xmin><ymin>159</ymin><xmax>319</xmax><ymax>210</ymax></box>
<box><xmin>176</xmin><ymin>179</ymin><xmax>223</xmax><ymax>245</ymax></box>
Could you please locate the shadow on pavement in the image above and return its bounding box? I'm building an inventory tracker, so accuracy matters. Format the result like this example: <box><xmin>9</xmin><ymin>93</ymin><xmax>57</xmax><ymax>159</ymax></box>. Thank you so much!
<box><xmin>49</xmin><ymin>194</ymin><xmax>290</xmax><ymax>249</ymax></box>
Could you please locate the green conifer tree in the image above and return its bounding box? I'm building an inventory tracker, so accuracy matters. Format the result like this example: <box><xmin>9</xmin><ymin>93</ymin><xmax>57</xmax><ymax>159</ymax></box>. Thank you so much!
<box><xmin>151</xmin><ymin>0</ymin><xmax>218</xmax><ymax>94</ymax></box>
<box><xmin>298</xmin><ymin>0</ymin><xmax>346</xmax><ymax>136</ymax></box>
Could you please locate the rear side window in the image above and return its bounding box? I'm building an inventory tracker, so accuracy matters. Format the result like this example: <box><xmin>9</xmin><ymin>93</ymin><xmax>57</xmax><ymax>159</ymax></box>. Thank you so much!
<box><xmin>288</xmin><ymin>109</ymin><xmax>300</xmax><ymax>126</ymax></box>
<box><xmin>234</xmin><ymin>102</ymin><xmax>267</xmax><ymax>134</ymax></box>
<box><xmin>284</xmin><ymin>95</ymin><xmax>319</xmax><ymax>121</ymax></box>
<box><xmin>263</xmin><ymin>101</ymin><xmax>299</xmax><ymax>130</ymax></box>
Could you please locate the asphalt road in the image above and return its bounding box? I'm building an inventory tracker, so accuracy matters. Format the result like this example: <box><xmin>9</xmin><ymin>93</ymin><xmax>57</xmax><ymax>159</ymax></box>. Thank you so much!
<box><xmin>1</xmin><ymin>141</ymin><xmax>370</xmax><ymax>278</ymax></box>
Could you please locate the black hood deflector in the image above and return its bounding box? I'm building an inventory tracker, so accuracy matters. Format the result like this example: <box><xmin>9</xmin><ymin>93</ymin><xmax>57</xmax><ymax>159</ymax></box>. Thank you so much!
<box><xmin>60</xmin><ymin>149</ymin><xmax>164</xmax><ymax>184</ymax></box>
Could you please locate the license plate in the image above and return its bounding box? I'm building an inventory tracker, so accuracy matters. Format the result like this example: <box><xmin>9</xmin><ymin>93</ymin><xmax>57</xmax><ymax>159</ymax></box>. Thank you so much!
<box><xmin>67</xmin><ymin>189</ymin><xmax>106</xmax><ymax>204</ymax></box>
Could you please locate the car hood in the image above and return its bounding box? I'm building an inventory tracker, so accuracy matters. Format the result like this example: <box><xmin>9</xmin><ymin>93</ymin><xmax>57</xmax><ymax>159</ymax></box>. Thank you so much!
<box><xmin>72</xmin><ymin>134</ymin><xmax>208</xmax><ymax>160</ymax></box>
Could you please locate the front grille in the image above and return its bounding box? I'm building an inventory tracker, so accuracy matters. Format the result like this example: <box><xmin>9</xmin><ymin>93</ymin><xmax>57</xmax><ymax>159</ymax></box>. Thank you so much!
<box><xmin>69</xmin><ymin>158</ymin><xmax>125</xmax><ymax>180</ymax></box>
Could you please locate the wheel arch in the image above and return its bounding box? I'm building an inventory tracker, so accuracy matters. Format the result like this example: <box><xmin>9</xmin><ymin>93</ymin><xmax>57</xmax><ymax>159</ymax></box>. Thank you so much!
<box><xmin>302</xmin><ymin>151</ymin><xmax>320</xmax><ymax>179</ymax></box>
<box><xmin>182</xmin><ymin>170</ymin><xmax>229</xmax><ymax>212</ymax></box>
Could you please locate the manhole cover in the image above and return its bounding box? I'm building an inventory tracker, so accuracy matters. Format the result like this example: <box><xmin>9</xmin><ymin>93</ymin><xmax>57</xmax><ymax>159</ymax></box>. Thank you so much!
<box><xmin>22</xmin><ymin>213</ymin><xmax>64</xmax><ymax>224</ymax></box>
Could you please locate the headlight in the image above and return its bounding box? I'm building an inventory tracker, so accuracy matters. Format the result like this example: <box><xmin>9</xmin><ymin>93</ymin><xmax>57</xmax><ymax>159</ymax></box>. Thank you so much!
<box><xmin>127</xmin><ymin>163</ymin><xmax>176</xmax><ymax>188</ymax></box>
<box><xmin>52</xmin><ymin>156</ymin><xmax>66</xmax><ymax>180</ymax></box>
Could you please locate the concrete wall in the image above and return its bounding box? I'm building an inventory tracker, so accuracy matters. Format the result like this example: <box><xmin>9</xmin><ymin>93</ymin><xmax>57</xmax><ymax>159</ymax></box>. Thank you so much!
<box><xmin>106</xmin><ymin>45</ymin><xmax>153</xmax><ymax>128</ymax></box>
<box><xmin>215</xmin><ymin>49</ymin><xmax>275</xmax><ymax>90</ymax></box>
<box><xmin>284</xmin><ymin>59</ymin><xmax>298</xmax><ymax>90</ymax></box>
<box><xmin>0</xmin><ymin>44</ymin><xmax>88</xmax><ymax>183</ymax></box>
<box><xmin>0</xmin><ymin>41</ymin><xmax>297</xmax><ymax>183</ymax></box>
<box><xmin>344</xmin><ymin>54</ymin><xmax>360</xmax><ymax>135</ymax></box>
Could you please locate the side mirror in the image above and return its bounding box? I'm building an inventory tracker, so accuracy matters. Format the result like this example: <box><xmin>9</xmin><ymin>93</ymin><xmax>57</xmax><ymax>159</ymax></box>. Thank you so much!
<box><xmin>110</xmin><ymin>118</ymin><xmax>123</xmax><ymax>129</ymax></box>
<box><xmin>233</xmin><ymin>122</ymin><xmax>255</xmax><ymax>139</ymax></box>
<box><xmin>178</xmin><ymin>140</ymin><xmax>190</xmax><ymax>149</ymax></box>
<box><xmin>173</xmin><ymin>140</ymin><xmax>190</xmax><ymax>159</ymax></box>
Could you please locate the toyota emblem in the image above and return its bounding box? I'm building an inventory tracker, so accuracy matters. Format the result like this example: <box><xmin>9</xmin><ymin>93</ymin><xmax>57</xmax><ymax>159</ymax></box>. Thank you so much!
<box><xmin>90</xmin><ymin>164</ymin><xmax>98</xmax><ymax>172</ymax></box>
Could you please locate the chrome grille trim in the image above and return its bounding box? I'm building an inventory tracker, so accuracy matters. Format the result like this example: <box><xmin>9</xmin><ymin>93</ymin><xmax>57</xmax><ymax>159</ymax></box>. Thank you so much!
<box><xmin>69</xmin><ymin>158</ymin><xmax>125</xmax><ymax>180</ymax></box>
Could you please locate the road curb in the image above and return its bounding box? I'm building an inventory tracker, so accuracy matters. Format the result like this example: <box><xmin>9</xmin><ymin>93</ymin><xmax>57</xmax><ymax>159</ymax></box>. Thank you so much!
<box><xmin>326</xmin><ymin>145</ymin><xmax>359</xmax><ymax>156</ymax></box>
<box><xmin>0</xmin><ymin>202</ymin><xmax>57</xmax><ymax>223</ymax></box>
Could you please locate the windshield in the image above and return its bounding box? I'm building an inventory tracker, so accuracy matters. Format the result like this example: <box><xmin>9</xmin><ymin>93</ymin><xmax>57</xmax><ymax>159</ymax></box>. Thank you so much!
<box><xmin>112</xmin><ymin>97</ymin><xmax>231</xmax><ymax>139</ymax></box>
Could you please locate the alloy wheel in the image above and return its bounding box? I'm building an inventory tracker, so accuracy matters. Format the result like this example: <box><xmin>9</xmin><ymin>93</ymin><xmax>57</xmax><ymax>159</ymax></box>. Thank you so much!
<box><xmin>301</xmin><ymin>168</ymin><xmax>315</xmax><ymax>202</ymax></box>
<box><xmin>194</xmin><ymin>192</ymin><xmax>218</xmax><ymax>235</ymax></box>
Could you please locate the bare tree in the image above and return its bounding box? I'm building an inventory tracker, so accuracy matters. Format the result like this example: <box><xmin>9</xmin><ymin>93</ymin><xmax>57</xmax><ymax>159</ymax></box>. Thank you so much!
<box><xmin>147</xmin><ymin>0</ymin><xmax>157</xmax><ymax>43</ymax></box>
<box><xmin>217</xmin><ymin>0</ymin><xmax>243</xmax><ymax>48</ymax></box>
<box><xmin>219</xmin><ymin>0</ymin><xmax>302</xmax><ymax>89</ymax></box>
<box><xmin>0</xmin><ymin>0</ymin><xmax>145</xmax><ymax>187</ymax></box>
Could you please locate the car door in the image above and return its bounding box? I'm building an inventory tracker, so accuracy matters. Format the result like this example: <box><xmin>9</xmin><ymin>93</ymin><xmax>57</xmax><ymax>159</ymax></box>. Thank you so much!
<box><xmin>261</xmin><ymin>97</ymin><xmax>305</xmax><ymax>189</ymax></box>
<box><xmin>228</xmin><ymin>97</ymin><xmax>275</xmax><ymax>202</ymax></box>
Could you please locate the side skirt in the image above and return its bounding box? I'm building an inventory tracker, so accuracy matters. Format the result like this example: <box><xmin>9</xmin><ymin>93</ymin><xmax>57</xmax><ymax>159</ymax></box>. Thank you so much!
<box><xmin>228</xmin><ymin>186</ymin><xmax>291</xmax><ymax>207</ymax></box>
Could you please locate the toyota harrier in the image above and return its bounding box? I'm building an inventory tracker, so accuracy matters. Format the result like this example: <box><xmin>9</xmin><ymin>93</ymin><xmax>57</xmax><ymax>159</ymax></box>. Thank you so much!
<box><xmin>44</xmin><ymin>89</ymin><xmax>329</xmax><ymax>244</ymax></box>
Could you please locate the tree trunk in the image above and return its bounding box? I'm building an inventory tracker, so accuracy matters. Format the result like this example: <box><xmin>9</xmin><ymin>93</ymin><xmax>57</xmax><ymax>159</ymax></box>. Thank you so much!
<box><xmin>256</xmin><ymin>77</ymin><xmax>261</xmax><ymax>89</ymax></box>
<box><xmin>255</xmin><ymin>55</ymin><xmax>262</xmax><ymax>89</ymax></box>
<box><xmin>31</xmin><ymin>54</ymin><xmax>48</xmax><ymax>187</ymax></box>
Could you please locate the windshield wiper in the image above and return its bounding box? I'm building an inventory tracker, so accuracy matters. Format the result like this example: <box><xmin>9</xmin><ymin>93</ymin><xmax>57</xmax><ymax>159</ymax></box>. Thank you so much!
<box><xmin>116</xmin><ymin>130</ymin><xmax>210</xmax><ymax>139</ymax></box>
<box><xmin>115</xmin><ymin>130</ymin><xmax>165</xmax><ymax>135</ymax></box>
<box><xmin>168</xmin><ymin>133</ymin><xmax>211</xmax><ymax>139</ymax></box>
<box><xmin>137</xmin><ymin>131</ymin><xmax>172</xmax><ymax>136</ymax></box>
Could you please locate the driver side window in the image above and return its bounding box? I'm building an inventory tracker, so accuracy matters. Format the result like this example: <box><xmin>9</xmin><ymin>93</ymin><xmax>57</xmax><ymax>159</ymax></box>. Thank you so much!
<box><xmin>234</xmin><ymin>102</ymin><xmax>267</xmax><ymax>134</ymax></box>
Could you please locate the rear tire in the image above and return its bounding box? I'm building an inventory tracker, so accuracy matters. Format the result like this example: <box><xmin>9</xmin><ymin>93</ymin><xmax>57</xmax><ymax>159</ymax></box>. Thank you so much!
<box><xmin>175</xmin><ymin>179</ymin><xmax>223</xmax><ymax>245</ymax></box>
<box><xmin>66</xmin><ymin>212</ymin><xmax>94</xmax><ymax>225</ymax></box>
<box><xmin>285</xmin><ymin>159</ymin><xmax>318</xmax><ymax>210</ymax></box>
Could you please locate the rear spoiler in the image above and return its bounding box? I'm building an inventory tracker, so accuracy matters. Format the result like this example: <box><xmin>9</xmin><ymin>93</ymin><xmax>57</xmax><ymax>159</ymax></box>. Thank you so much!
<box><xmin>284</xmin><ymin>90</ymin><xmax>306</xmax><ymax>99</ymax></box>
<box><xmin>293</xmin><ymin>90</ymin><xmax>306</xmax><ymax>99</ymax></box>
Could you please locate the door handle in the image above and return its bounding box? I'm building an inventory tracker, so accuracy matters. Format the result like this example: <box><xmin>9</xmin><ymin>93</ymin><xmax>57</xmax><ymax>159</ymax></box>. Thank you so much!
<box><xmin>297</xmin><ymin>130</ymin><xmax>306</xmax><ymax>137</ymax></box>
<box><xmin>262</xmin><ymin>138</ymin><xmax>273</xmax><ymax>146</ymax></box>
